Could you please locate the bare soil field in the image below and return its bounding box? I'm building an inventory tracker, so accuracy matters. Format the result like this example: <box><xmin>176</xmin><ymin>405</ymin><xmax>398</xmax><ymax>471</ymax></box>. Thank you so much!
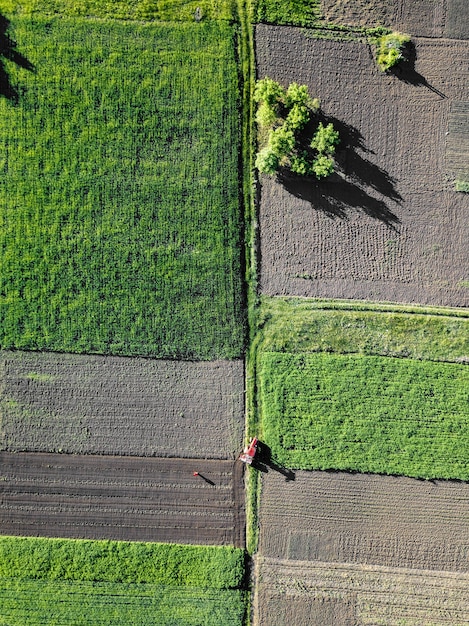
<box><xmin>256</xmin><ymin>557</ymin><xmax>469</xmax><ymax>626</ymax></box>
<box><xmin>254</xmin><ymin>470</ymin><xmax>469</xmax><ymax>624</ymax></box>
<box><xmin>321</xmin><ymin>0</ymin><xmax>469</xmax><ymax>39</ymax></box>
<box><xmin>255</xmin><ymin>26</ymin><xmax>469</xmax><ymax>307</ymax></box>
<box><xmin>0</xmin><ymin>351</ymin><xmax>244</xmax><ymax>459</ymax></box>
<box><xmin>258</xmin><ymin>470</ymin><xmax>469</xmax><ymax>571</ymax></box>
<box><xmin>0</xmin><ymin>452</ymin><xmax>245</xmax><ymax>546</ymax></box>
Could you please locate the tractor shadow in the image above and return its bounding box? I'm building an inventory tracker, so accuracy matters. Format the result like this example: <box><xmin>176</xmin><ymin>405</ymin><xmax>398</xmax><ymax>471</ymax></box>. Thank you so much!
<box><xmin>277</xmin><ymin>116</ymin><xmax>402</xmax><ymax>228</ymax></box>
<box><xmin>390</xmin><ymin>41</ymin><xmax>446</xmax><ymax>99</ymax></box>
<box><xmin>0</xmin><ymin>14</ymin><xmax>35</xmax><ymax>104</ymax></box>
<box><xmin>251</xmin><ymin>441</ymin><xmax>295</xmax><ymax>482</ymax></box>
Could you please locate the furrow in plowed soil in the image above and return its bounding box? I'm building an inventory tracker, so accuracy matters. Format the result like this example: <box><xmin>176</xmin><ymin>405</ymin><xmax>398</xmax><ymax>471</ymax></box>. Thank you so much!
<box><xmin>259</xmin><ymin>470</ymin><xmax>469</xmax><ymax>572</ymax></box>
<box><xmin>0</xmin><ymin>351</ymin><xmax>244</xmax><ymax>460</ymax></box>
<box><xmin>0</xmin><ymin>452</ymin><xmax>245</xmax><ymax>547</ymax></box>
<box><xmin>257</xmin><ymin>557</ymin><xmax>469</xmax><ymax>626</ymax></box>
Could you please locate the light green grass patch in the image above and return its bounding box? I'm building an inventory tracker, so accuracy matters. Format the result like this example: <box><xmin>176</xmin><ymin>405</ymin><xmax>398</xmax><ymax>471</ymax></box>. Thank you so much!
<box><xmin>0</xmin><ymin>0</ymin><xmax>235</xmax><ymax>21</ymax></box>
<box><xmin>0</xmin><ymin>18</ymin><xmax>244</xmax><ymax>359</ymax></box>
<box><xmin>0</xmin><ymin>537</ymin><xmax>246</xmax><ymax>625</ymax></box>
<box><xmin>256</xmin><ymin>297</ymin><xmax>469</xmax><ymax>363</ymax></box>
<box><xmin>259</xmin><ymin>351</ymin><xmax>469</xmax><ymax>479</ymax></box>
<box><xmin>253</xmin><ymin>0</ymin><xmax>320</xmax><ymax>26</ymax></box>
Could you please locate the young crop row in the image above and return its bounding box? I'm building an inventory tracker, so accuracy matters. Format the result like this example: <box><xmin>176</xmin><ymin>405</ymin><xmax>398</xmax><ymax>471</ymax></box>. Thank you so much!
<box><xmin>0</xmin><ymin>537</ymin><xmax>246</xmax><ymax>625</ymax></box>
<box><xmin>259</xmin><ymin>351</ymin><xmax>469</xmax><ymax>479</ymax></box>
<box><xmin>0</xmin><ymin>18</ymin><xmax>244</xmax><ymax>359</ymax></box>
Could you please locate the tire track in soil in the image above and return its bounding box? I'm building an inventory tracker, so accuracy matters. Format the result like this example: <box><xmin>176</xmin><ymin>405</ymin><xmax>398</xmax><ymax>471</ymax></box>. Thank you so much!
<box><xmin>259</xmin><ymin>470</ymin><xmax>469</xmax><ymax>572</ymax></box>
<box><xmin>257</xmin><ymin>557</ymin><xmax>469</xmax><ymax>626</ymax></box>
<box><xmin>0</xmin><ymin>452</ymin><xmax>246</xmax><ymax>547</ymax></box>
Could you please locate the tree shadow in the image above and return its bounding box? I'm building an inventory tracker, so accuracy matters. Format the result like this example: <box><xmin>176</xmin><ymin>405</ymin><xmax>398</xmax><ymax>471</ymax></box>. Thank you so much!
<box><xmin>0</xmin><ymin>14</ymin><xmax>35</xmax><ymax>104</ymax></box>
<box><xmin>277</xmin><ymin>116</ymin><xmax>402</xmax><ymax>228</ymax></box>
<box><xmin>251</xmin><ymin>441</ymin><xmax>296</xmax><ymax>481</ymax></box>
<box><xmin>390</xmin><ymin>41</ymin><xmax>446</xmax><ymax>99</ymax></box>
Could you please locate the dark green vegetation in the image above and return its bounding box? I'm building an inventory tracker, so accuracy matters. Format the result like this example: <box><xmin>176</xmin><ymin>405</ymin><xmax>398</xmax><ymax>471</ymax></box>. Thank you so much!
<box><xmin>376</xmin><ymin>31</ymin><xmax>410</xmax><ymax>71</ymax></box>
<box><xmin>0</xmin><ymin>17</ymin><xmax>244</xmax><ymax>359</ymax></box>
<box><xmin>254</xmin><ymin>78</ymin><xmax>339</xmax><ymax>178</ymax></box>
<box><xmin>0</xmin><ymin>537</ymin><xmax>246</xmax><ymax>625</ymax></box>
<box><xmin>0</xmin><ymin>0</ymin><xmax>235</xmax><ymax>21</ymax></box>
<box><xmin>255</xmin><ymin>297</ymin><xmax>469</xmax><ymax>480</ymax></box>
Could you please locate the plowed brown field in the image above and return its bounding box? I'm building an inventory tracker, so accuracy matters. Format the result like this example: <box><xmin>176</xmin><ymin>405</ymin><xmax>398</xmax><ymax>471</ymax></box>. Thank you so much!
<box><xmin>256</xmin><ymin>558</ymin><xmax>469</xmax><ymax>626</ymax></box>
<box><xmin>255</xmin><ymin>470</ymin><xmax>469</xmax><ymax>624</ymax></box>
<box><xmin>255</xmin><ymin>26</ymin><xmax>469</xmax><ymax>307</ymax></box>
<box><xmin>0</xmin><ymin>452</ymin><xmax>245</xmax><ymax>546</ymax></box>
<box><xmin>0</xmin><ymin>351</ymin><xmax>244</xmax><ymax>459</ymax></box>
<box><xmin>322</xmin><ymin>0</ymin><xmax>469</xmax><ymax>39</ymax></box>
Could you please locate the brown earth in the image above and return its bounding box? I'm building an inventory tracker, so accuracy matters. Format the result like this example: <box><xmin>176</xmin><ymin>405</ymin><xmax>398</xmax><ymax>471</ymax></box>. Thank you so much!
<box><xmin>256</xmin><ymin>557</ymin><xmax>469</xmax><ymax>626</ymax></box>
<box><xmin>0</xmin><ymin>451</ymin><xmax>245</xmax><ymax>546</ymax></box>
<box><xmin>255</xmin><ymin>26</ymin><xmax>469</xmax><ymax>307</ymax></box>
<box><xmin>254</xmin><ymin>469</ymin><xmax>469</xmax><ymax>624</ymax></box>
<box><xmin>258</xmin><ymin>470</ymin><xmax>469</xmax><ymax>571</ymax></box>
<box><xmin>321</xmin><ymin>0</ymin><xmax>469</xmax><ymax>39</ymax></box>
<box><xmin>0</xmin><ymin>351</ymin><xmax>244</xmax><ymax>459</ymax></box>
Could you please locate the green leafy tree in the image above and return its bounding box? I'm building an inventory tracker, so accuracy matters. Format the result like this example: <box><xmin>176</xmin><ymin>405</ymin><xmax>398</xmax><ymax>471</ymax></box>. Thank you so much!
<box><xmin>376</xmin><ymin>32</ymin><xmax>410</xmax><ymax>72</ymax></box>
<box><xmin>311</xmin><ymin>154</ymin><xmax>334</xmax><ymax>179</ymax></box>
<box><xmin>253</xmin><ymin>76</ymin><xmax>286</xmax><ymax>106</ymax></box>
<box><xmin>285</xmin><ymin>82</ymin><xmax>319</xmax><ymax>111</ymax></box>
<box><xmin>310</xmin><ymin>122</ymin><xmax>340</xmax><ymax>155</ymax></box>
<box><xmin>285</xmin><ymin>104</ymin><xmax>311</xmax><ymax>133</ymax></box>
<box><xmin>256</xmin><ymin>101</ymin><xmax>278</xmax><ymax>128</ymax></box>
<box><xmin>255</xmin><ymin>146</ymin><xmax>279</xmax><ymax>175</ymax></box>
<box><xmin>268</xmin><ymin>126</ymin><xmax>295</xmax><ymax>159</ymax></box>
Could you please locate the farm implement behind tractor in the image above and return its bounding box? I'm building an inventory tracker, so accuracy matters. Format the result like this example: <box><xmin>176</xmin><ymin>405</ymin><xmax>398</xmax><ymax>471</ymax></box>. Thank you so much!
<box><xmin>239</xmin><ymin>437</ymin><xmax>258</xmax><ymax>464</ymax></box>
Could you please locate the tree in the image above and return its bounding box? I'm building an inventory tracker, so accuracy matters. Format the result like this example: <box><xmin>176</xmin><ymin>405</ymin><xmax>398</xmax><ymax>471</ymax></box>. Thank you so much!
<box><xmin>376</xmin><ymin>32</ymin><xmax>410</xmax><ymax>72</ymax></box>
<box><xmin>253</xmin><ymin>77</ymin><xmax>340</xmax><ymax>181</ymax></box>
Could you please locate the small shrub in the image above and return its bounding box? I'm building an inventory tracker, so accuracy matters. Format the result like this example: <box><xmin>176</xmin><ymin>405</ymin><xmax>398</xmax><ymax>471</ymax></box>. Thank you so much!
<box><xmin>455</xmin><ymin>179</ymin><xmax>469</xmax><ymax>193</ymax></box>
<box><xmin>376</xmin><ymin>31</ymin><xmax>410</xmax><ymax>72</ymax></box>
<box><xmin>290</xmin><ymin>152</ymin><xmax>312</xmax><ymax>176</ymax></box>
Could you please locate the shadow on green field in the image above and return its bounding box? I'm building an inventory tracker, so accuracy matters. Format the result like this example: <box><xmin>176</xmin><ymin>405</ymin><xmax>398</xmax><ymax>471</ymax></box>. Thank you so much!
<box><xmin>252</xmin><ymin>441</ymin><xmax>296</xmax><ymax>481</ymax></box>
<box><xmin>0</xmin><ymin>14</ymin><xmax>35</xmax><ymax>103</ymax></box>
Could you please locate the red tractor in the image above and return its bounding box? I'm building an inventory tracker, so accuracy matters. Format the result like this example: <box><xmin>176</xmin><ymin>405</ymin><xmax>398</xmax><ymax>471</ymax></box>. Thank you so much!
<box><xmin>239</xmin><ymin>437</ymin><xmax>258</xmax><ymax>465</ymax></box>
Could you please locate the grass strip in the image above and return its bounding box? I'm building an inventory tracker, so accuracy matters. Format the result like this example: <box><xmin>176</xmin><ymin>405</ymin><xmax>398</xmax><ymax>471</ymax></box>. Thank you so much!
<box><xmin>259</xmin><ymin>351</ymin><xmax>469</xmax><ymax>480</ymax></box>
<box><xmin>0</xmin><ymin>0</ymin><xmax>235</xmax><ymax>21</ymax></box>
<box><xmin>0</xmin><ymin>536</ymin><xmax>245</xmax><ymax>588</ymax></box>
<box><xmin>0</xmin><ymin>17</ymin><xmax>244</xmax><ymax>359</ymax></box>
<box><xmin>0</xmin><ymin>579</ymin><xmax>246</xmax><ymax>626</ymax></box>
<box><xmin>256</xmin><ymin>297</ymin><xmax>469</xmax><ymax>363</ymax></box>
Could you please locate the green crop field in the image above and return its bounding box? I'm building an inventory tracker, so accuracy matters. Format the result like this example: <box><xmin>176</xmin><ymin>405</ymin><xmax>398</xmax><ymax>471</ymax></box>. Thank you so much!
<box><xmin>0</xmin><ymin>17</ymin><xmax>244</xmax><ymax>359</ymax></box>
<box><xmin>259</xmin><ymin>351</ymin><xmax>469</xmax><ymax>479</ymax></box>
<box><xmin>0</xmin><ymin>537</ymin><xmax>246</xmax><ymax>625</ymax></box>
<box><xmin>0</xmin><ymin>0</ymin><xmax>235</xmax><ymax>21</ymax></box>
<box><xmin>254</xmin><ymin>297</ymin><xmax>469</xmax><ymax>480</ymax></box>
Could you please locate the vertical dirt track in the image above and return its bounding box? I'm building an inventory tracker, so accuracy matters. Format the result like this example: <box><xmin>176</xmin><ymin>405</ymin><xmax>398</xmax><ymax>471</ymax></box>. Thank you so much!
<box><xmin>0</xmin><ymin>452</ymin><xmax>245</xmax><ymax>547</ymax></box>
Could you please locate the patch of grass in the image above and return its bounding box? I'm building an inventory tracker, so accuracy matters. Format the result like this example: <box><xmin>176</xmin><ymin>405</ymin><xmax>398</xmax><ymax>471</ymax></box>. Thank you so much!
<box><xmin>0</xmin><ymin>17</ymin><xmax>244</xmax><ymax>359</ymax></box>
<box><xmin>256</xmin><ymin>297</ymin><xmax>469</xmax><ymax>363</ymax></box>
<box><xmin>0</xmin><ymin>0</ymin><xmax>235</xmax><ymax>21</ymax></box>
<box><xmin>455</xmin><ymin>179</ymin><xmax>469</xmax><ymax>193</ymax></box>
<box><xmin>253</xmin><ymin>0</ymin><xmax>320</xmax><ymax>26</ymax></box>
<box><xmin>0</xmin><ymin>537</ymin><xmax>246</xmax><ymax>625</ymax></box>
<box><xmin>259</xmin><ymin>351</ymin><xmax>469</xmax><ymax>480</ymax></box>
<box><xmin>0</xmin><ymin>537</ymin><xmax>245</xmax><ymax>587</ymax></box>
